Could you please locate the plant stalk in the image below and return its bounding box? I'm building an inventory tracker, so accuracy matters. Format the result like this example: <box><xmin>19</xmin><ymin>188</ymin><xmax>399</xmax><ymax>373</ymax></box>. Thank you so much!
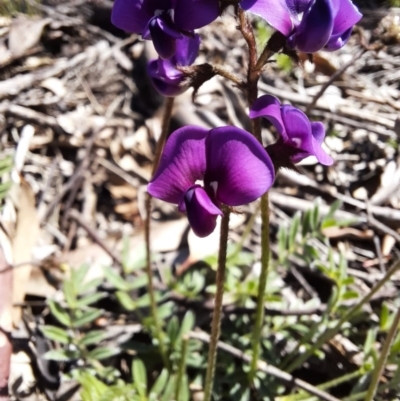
<box><xmin>203</xmin><ymin>210</ymin><xmax>231</xmax><ymax>401</ymax></box>
<box><xmin>237</xmin><ymin>7</ymin><xmax>273</xmax><ymax>384</ymax></box>
<box><xmin>365</xmin><ymin>305</ymin><xmax>400</xmax><ymax>401</ymax></box>
<box><xmin>144</xmin><ymin>96</ymin><xmax>175</xmax><ymax>370</ymax></box>
<box><xmin>249</xmin><ymin>193</ymin><xmax>270</xmax><ymax>381</ymax></box>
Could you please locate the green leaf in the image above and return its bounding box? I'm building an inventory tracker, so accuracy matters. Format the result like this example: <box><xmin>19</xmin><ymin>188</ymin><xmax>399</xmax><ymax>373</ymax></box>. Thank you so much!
<box><xmin>63</xmin><ymin>280</ymin><xmax>76</xmax><ymax>308</ymax></box>
<box><xmin>178</xmin><ymin>311</ymin><xmax>195</xmax><ymax>340</ymax></box>
<box><xmin>149</xmin><ymin>369</ymin><xmax>169</xmax><ymax>398</ymax></box>
<box><xmin>87</xmin><ymin>346</ymin><xmax>119</xmax><ymax>361</ymax></box>
<box><xmin>48</xmin><ymin>300</ymin><xmax>71</xmax><ymax>327</ymax></box>
<box><xmin>302</xmin><ymin>209</ymin><xmax>312</xmax><ymax>237</ymax></box>
<box><xmin>341</xmin><ymin>290</ymin><xmax>359</xmax><ymax>300</ymax></box>
<box><xmin>325</xmin><ymin>199</ymin><xmax>342</xmax><ymax>220</ymax></box>
<box><xmin>277</xmin><ymin>226</ymin><xmax>287</xmax><ymax>263</ymax></box>
<box><xmin>0</xmin><ymin>182</ymin><xmax>12</xmax><ymax>200</ymax></box>
<box><xmin>128</xmin><ymin>275</ymin><xmax>148</xmax><ymax>290</ymax></box>
<box><xmin>0</xmin><ymin>156</ymin><xmax>13</xmax><ymax>175</ymax></box>
<box><xmin>364</xmin><ymin>327</ymin><xmax>377</xmax><ymax>356</ymax></box>
<box><xmin>79</xmin><ymin>278</ymin><xmax>103</xmax><ymax>293</ymax></box>
<box><xmin>44</xmin><ymin>349</ymin><xmax>80</xmax><ymax>361</ymax></box>
<box><xmin>157</xmin><ymin>302</ymin><xmax>175</xmax><ymax>320</ymax></box>
<box><xmin>72</xmin><ymin>308</ymin><xmax>103</xmax><ymax>328</ymax></box>
<box><xmin>103</xmin><ymin>266</ymin><xmax>129</xmax><ymax>291</ymax></box>
<box><xmin>127</xmin><ymin>246</ymin><xmax>147</xmax><ymax>273</ymax></box>
<box><xmin>167</xmin><ymin>316</ymin><xmax>179</xmax><ymax>346</ymax></box>
<box><xmin>320</xmin><ymin>217</ymin><xmax>338</xmax><ymax>230</ymax></box>
<box><xmin>76</xmin><ymin>292</ymin><xmax>107</xmax><ymax>308</ymax></box>
<box><xmin>78</xmin><ymin>372</ymin><xmax>108</xmax><ymax>401</ymax></box>
<box><xmin>311</xmin><ymin>200</ymin><xmax>320</xmax><ymax>232</ymax></box>
<box><xmin>71</xmin><ymin>264</ymin><xmax>90</xmax><ymax>293</ymax></box>
<box><xmin>132</xmin><ymin>359</ymin><xmax>147</xmax><ymax>397</ymax></box>
<box><xmin>177</xmin><ymin>374</ymin><xmax>190</xmax><ymax>401</ymax></box>
<box><xmin>136</xmin><ymin>293</ymin><xmax>163</xmax><ymax>308</ymax></box>
<box><xmin>116</xmin><ymin>290</ymin><xmax>136</xmax><ymax>311</ymax></box>
<box><xmin>288</xmin><ymin>212</ymin><xmax>300</xmax><ymax>251</ymax></box>
<box><xmin>160</xmin><ymin>375</ymin><xmax>177</xmax><ymax>401</ymax></box>
<box><xmin>79</xmin><ymin>330</ymin><xmax>108</xmax><ymax>346</ymax></box>
<box><xmin>40</xmin><ymin>325</ymin><xmax>70</xmax><ymax>344</ymax></box>
<box><xmin>121</xmin><ymin>234</ymin><xmax>131</xmax><ymax>274</ymax></box>
<box><xmin>380</xmin><ymin>302</ymin><xmax>390</xmax><ymax>331</ymax></box>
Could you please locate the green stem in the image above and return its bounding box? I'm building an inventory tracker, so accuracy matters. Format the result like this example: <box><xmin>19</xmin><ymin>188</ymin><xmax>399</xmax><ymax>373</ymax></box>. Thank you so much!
<box><xmin>144</xmin><ymin>96</ymin><xmax>175</xmax><ymax>370</ymax></box>
<box><xmin>203</xmin><ymin>210</ymin><xmax>231</xmax><ymax>401</ymax></box>
<box><xmin>286</xmin><ymin>259</ymin><xmax>400</xmax><ymax>373</ymax></box>
<box><xmin>249</xmin><ymin>193</ymin><xmax>270</xmax><ymax>381</ymax></box>
<box><xmin>365</xmin><ymin>305</ymin><xmax>400</xmax><ymax>401</ymax></box>
<box><xmin>175</xmin><ymin>336</ymin><xmax>189</xmax><ymax>401</ymax></box>
<box><xmin>237</xmin><ymin>8</ymin><xmax>273</xmax><ymax>385</ymax></box>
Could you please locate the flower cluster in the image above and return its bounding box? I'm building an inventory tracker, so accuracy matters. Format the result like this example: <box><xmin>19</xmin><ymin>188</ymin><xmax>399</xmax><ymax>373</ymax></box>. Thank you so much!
<box><xmin>112</xmin><ymin>0</ymin><xmax>219</xmax><ymax>59</ymax></box>
<box><xmin>241</xmin><ymin>0</ymin><xmax>362</xmax><ymax>53</ymax></box>
<box><xmin>111</xmin><ymin>0</ymin><xmax>361</xmax><ymax>236</ymax></box>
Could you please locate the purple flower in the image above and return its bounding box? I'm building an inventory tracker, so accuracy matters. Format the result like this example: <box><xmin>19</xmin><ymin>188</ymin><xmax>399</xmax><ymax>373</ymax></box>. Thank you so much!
<box><xmin>111</xmin><ymin>0</ymin><xmax>219</xmax><ymax>59</ymax></box>
<box><xmin>241</xmin><ymin>0</ymin><xmax>362</xmax><ymax>53</ymax></box>
<box><xmin>250</xmin><ymin>95</ymin><xmax>333</xmax><ymax>166</ymax></box>
<box><xmin>148</xmin><ymin>35</ymin><xmax>200</xmax><ymax>97</ymax></box>
<box><xmin>148</xmin><ymin>125</ymin><xmax>275</xmax><ymax>237</ymax></box>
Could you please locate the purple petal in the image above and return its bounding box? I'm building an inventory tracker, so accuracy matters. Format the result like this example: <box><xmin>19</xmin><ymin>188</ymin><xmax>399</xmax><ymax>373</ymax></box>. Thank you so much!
<box><xmin>148</xmin><ymin>59</ymin><xmax>186</xmax><ymax>97</ymax></box>
<box><xmin>204</xmin><ymin>127</ymin><xmax>275</xmax><ymax>206</ymax></box>
<box><xmin>111</xmin><ymin>0</ymin><xmax>152</xmax><ymax>33</ymax></box>
<box><xmin>324</xmin><ymin>0</ymin><xmax>361</xmax><ymax>50</ymax></box>
<box><xmin>285</xmin><ymin>0</ymin><xmax>313</xmax><ymax>14</ymax></box>
<box><xmin>148</xmin><ymin>126</ymin><xmax>208</xmax><ymax>204</ymax></box>
<box><xmin>281</xmin><ymin>105</ymin><xmax>312</xmax><ymax>143</ymax></box>
<box><xmin>324</xmin><ymin>27</ymin><xmax>353</xmax><ymax>50</ymax></box>
<box><xmin>311</xmin><ymin>121</ymin><xmax>325</xmax><ymax>144</ymax></box>
<box><xmin>287</xmin><ymin>0</ymin><xmax>334</xmax><ymax>53</ymax></box>
<box><xmin>331</xmin><ymin>0</ymin><xmax>362</xmax><ymax>34</ymax></box>
<box><xmin>249</xmin><ymin>95</ymin><xmax>287</xmax><ymax>141</ymax></box>
<box><xmin>240</xmin><ymin>0</ymin><xmax>293</xmax><ymax>36</ymax></box>
<box><xmin>147</xmin><ymin>17</ymin><xmax>183</xmax><ymax>59</ymax></box>
<box><xmin>181</xmin><ymin>186</ymin><xmax>222</xmax><ymax>237</ymax></box>
<box><xmin>310</xmin><ymin>122</ymin><xmax>334</xmax><ymax>165</ymax></box>
<box><xmin>174</xmin><ymin>34</ymin><xmax>201</xmax><ymax>66</ymax></box>
<box><xmin>174</xmin><ymin>0</ymin><xmax>219</xmax><ymax>31</ymax></box>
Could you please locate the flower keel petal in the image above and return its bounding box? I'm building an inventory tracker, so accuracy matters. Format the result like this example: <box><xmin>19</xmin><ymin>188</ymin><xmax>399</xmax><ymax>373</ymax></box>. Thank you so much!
<box><xmin>183</xmin><ymin>186</ymin><xmax>222</xmax><ymax>237</ymax></box>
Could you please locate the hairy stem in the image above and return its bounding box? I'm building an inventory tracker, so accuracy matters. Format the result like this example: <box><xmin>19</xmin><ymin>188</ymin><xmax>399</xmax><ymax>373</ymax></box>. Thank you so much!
<box><xmin>365</xmin><ymin>305</ymin><xmax>400</xmax><ymax>401</ymax></box>
<box><xmin>249</xmin><ymin>193</ymin><xmax>270</xmax><ymax>381</ymax></box>
<box><xmin>144</xmin><ymin>96</ymin><xmax>175</xmax><ymax>370</ymax></box>
<box><xmin>237</xmin><ymin>7</ymin><xmax>272</xmax><ymax>384</ymax></box>
<box><xmin>203</xmin><ymin>210</ymin><xmax>231</xmax><ymax>401</ymax></box>
<box><xmin>286</xmin><ymin>259</ymin><xmax>400</xmax><ymax>373</ymax></box>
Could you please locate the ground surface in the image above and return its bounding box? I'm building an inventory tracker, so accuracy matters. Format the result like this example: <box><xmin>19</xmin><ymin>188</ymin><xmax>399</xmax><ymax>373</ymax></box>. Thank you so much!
<box><xmin>1</xmin><ymin>1</ymin><xmax>400</xmax><ymax>400</ymax></box>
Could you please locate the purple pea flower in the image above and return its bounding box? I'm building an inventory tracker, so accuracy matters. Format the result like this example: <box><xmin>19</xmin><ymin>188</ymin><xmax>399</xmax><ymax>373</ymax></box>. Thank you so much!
<box><xmin>148</xmin><ymin>35</ymin><xmax>200</xmax><ymax>97</ymax></box>
<box><xmin>250</xmin><ymin>95</ymin><xmax>333</xmax><ymax>166</ymax></box>
<box><xmin>148</xmin><ymin>125</ymin><xmax>275</xmax><ymax>237</ymax></box>
<box><xmin>111</xmin><ymin>0</ymin><xmax>219</xmax><ymax>59</ymax></box>
<box><xmin>241</xmin><ymin>0</ymin><xmax>362</xmax><ymax>53</ymax></box>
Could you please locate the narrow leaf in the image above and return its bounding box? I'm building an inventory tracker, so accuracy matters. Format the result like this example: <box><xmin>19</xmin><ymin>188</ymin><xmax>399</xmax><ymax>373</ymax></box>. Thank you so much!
<box><xmin>72</xmin><ymin>308</ymin><xmax>103</xmax><ymax>328</ymax></box>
